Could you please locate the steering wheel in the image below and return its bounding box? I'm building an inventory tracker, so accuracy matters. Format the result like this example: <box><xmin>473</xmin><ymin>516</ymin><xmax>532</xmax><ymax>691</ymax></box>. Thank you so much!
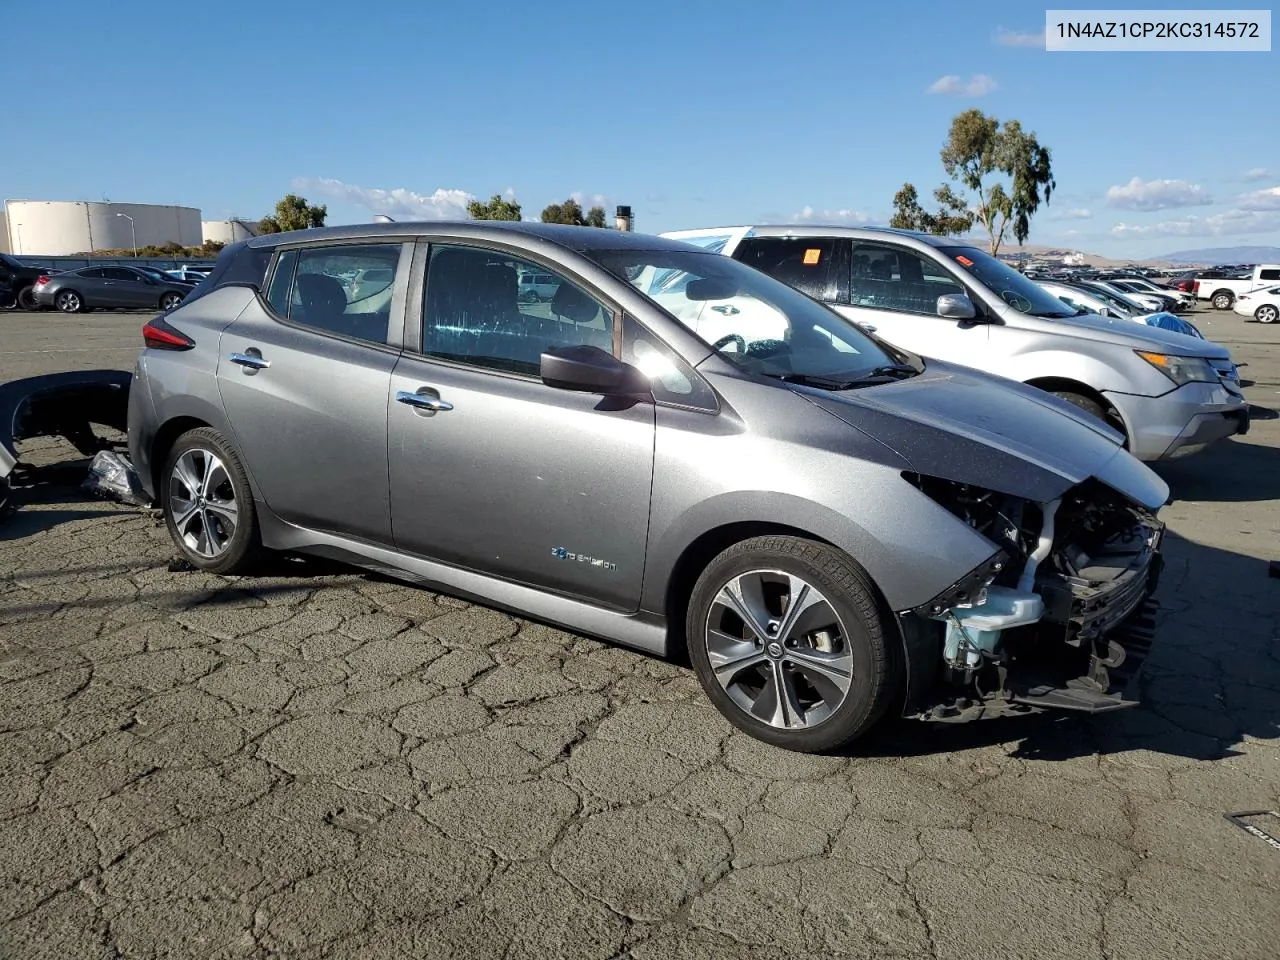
<box><xmin>711</xmin><ymin>333</ymin><xmax>747</xmax><ymax>353</ymax></box>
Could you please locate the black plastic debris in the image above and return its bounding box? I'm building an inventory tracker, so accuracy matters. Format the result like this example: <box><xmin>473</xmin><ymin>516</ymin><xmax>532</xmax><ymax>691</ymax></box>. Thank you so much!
<box><xmin>1224</xmin><ymin>811</ymin><xmax>1280</xmax><ymax>852</ymax></box>
<box><xmin>81</xmin><ymin>450</ymin><xmax>150</xmax><ymax>507</ymax></box>
<box><xmin>167</xmin><ymin>556</ymin><xmax>195</xmax><ymax>572</ymax></box>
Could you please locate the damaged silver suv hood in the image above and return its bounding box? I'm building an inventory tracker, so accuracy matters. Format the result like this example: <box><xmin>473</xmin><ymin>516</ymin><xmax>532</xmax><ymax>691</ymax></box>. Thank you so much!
<box><xmin>799</xmin><ymin>360</ymin><xmax>1169</xmax><ymax>510</ymax></box>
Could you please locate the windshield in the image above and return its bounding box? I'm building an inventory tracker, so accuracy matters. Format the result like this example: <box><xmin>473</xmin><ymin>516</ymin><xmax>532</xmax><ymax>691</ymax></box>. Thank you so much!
<box><xmin>938</xmin><ymin>245</ymin><xmax>1079</xmax><ymax>318</ymax></box>
<box><xmin>588</xmin><ymin>248</ymin><xmax>910</xmax><ymax>383</ymax></box>
<box><xmin>1085</xmin><ymin>282</ymin><xmax>1150</xmax><ymax>314</ymax></box>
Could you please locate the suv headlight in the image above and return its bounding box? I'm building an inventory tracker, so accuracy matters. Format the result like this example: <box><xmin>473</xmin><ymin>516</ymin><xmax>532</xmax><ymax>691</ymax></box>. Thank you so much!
<box><xmin>1135</xmin><ymin>351</ymin><xmax>1218</xmax><ymax>385</ymax></box>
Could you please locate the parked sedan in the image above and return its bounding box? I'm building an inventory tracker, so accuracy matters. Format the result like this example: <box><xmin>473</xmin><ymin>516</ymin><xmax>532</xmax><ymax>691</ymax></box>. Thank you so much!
<box><xmin>126</xmin><ymin>222</ymin><xmax>1169</xmax><ymax>753</ymax></box>
<box><xmin>1233</xmin><ymin>285</ymin><xmax>1280</xmax><ymax>324</ymax></box>
<box><xmin>32</xmin><ymin>265</ymin><xmax>193</xmax><ymax>313</ymax></box>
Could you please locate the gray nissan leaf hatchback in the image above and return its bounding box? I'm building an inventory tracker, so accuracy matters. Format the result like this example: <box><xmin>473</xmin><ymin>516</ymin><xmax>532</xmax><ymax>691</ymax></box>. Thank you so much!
<box><xmin>127</xmin><ymin>222</ymin><xmax>1169</xmax><ymax>753</ymax></box>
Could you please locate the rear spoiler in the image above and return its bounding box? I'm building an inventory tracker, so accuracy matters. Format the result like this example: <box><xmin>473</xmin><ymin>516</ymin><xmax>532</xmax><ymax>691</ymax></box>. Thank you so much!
<box><xmin>0</xmin><ymin>370</ymin><xmax>132</xmax><ymax>516</ymax></box>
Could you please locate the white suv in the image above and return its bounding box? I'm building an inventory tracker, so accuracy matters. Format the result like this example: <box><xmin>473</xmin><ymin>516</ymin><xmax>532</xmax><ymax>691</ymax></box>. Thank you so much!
<box><xmin>660</xmin><ymin>225</ymin><xmax>1250</xmax><ymax>461</ymax></box>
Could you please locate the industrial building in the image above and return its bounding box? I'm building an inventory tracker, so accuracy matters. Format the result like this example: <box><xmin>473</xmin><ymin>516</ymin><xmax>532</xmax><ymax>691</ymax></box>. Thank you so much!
<box><xmin>1</xmin><ymin>200</ymin><xmax>203</xmax><ymax>256</ymax></box>
<box><xmin>201</xmin><ymin>218</ymin><xmax>260</xmax><ymax>245</ymax></box>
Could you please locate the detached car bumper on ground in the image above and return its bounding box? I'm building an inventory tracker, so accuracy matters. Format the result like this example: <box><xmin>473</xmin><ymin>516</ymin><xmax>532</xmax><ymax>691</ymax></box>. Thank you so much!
<box><xmin>11</xmin><ymin>223</ymin><xmax>1174</xmax><ymax>753</ymax></box>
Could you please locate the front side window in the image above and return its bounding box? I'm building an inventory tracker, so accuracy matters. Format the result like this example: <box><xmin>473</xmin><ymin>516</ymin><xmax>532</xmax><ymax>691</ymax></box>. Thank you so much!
<box><xmin>422</xmin><ymin>245</ymin><xmax>614</xmax><ymax>377</ymax></box>
<box><xmin>733</xmin><ymin>237</ymin><xmax>841</xmax><ymax>301</ymax></box>
<box><xmin>849</xmin><ymin>244</ymin><xmax>966</xmax><ymax>314</ymax></box>
<box><xmin>266</xmin><ymin>243</ymin><xmax>401</xmax><ymax>345</ymax></box>
<box><xmin>590</xmin><ymin>248</ymin><xmax>910</xmax><ymax>387</ymax></box>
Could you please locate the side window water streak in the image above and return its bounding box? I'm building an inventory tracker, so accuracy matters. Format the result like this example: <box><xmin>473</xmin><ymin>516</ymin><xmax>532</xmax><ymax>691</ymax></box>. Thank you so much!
<box><xmin>421</xmin><ymin>245</ymin><xmax>615</xmax><ymax>377</ymax></box>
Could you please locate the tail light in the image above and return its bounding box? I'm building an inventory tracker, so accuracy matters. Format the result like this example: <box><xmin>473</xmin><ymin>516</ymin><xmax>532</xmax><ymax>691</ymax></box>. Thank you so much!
<box><xmin>35</xmin><ymin>274</ymin><xmax>50</xmax><ymax>285</ymax></box>
<box><xmin>1192</xmin><ymin>280</ymin><xmax>1200</xmax><ymax>294</ymax></box>
<box><xmin>142</xmin><ymin>316</ymin><xmax>195</xmax><ymax>351</ymax></box>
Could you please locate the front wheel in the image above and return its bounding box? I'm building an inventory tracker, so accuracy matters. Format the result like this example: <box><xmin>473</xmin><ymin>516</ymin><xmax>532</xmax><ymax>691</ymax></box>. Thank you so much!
<box><xmin>686</xmin><ymin>536</ymin><xmax>901</xmax><ymax>753</ymax></box>
<box><xmin>1212</xmin><ymin>292</ymin><xmax>1234</xmax><ymax>310</ymax></box>
<box><xmin>161</xmin><ymin>427</ymin><xmax>263</xmax><ymax>575</ymax></box>
<box><xmin>16</xmin><ymin>286</ymin><xmax>38</xmax><ymax>310</ymax></box>
<box><xmin>1255</xmin><ymin>304</ymin><xmax>1278</xmax><ymax>324</ymax></box>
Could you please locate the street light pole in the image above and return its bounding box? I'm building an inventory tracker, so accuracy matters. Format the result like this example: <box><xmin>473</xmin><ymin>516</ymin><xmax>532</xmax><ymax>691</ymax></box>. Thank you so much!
<box><xmin>116</xmin><ymin>213</ymin><xmax>137</xmax><ymax>258</ymax></box>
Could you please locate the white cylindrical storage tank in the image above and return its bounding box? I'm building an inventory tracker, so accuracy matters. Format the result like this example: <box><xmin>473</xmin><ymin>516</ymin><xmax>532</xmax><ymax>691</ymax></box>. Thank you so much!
<box><xmin>2</xmin><ymin>200</ymin><xmax>203</xmax><ymax>256</ymax></box>
<box><xmin>202</xmin><ymin>219</ymin><xmax>260</xmax><ymax>245</ymax></box>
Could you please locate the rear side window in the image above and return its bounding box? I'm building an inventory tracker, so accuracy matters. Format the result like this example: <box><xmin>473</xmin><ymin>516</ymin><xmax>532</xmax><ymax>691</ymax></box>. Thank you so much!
<box><xmin>732</xmin><ymin>237</ymin><xmax>842</xmax><ymax>302</ymax></box>
<box><xmin>268</xmin><ymin>243</ymin><xmax>403</xmax><ymax>346</ymax></box>
<box><xmin>1259</xmin><ymin>268</ymin><xmax>1280</xmax><ymax>281</ymax></box>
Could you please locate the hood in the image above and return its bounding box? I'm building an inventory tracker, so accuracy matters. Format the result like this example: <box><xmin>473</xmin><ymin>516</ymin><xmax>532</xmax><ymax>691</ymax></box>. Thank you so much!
<box><xmin>1037</xmin><ymin>310</ymin><xmax>1228</xmax><ymax>357</ymax></box>
<box><xmin>798</xmin><ymin>361</ymin><xmax>1168</xmax><ymax>510</ymax></box>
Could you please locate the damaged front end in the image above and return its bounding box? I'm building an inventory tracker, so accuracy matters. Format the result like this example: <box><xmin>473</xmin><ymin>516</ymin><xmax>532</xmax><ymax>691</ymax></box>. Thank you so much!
<box><xmin>901</xmin><ymin>472</ymin><xmax>1166</xmax><ymax>721</ymax></box>
<box><xmin>0</xmin><ymin>371</ymin><xmax>134</xmax><ymax>518</ymax></box>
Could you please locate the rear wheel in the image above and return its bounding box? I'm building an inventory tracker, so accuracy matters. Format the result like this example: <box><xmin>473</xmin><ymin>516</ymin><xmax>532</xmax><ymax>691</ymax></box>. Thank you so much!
<box><xmin>54</xmin><ymin>290</ymin><xmax>83</xmax><ymax>313</ymax></box>
<box><xmin>161</xmin><ymin>427</ymin><xmax>263</xmax><ymax>574</ymax></box>
<box><xmin>686</xmin><ymin>535</ymin><xmax>901</xmax><ymax>753</ymax></box>
<box><xmin>1255</xmin><ymin>304</ymin><xmax>1278</xmax><ymax>324</ymax></box>
<box><xmin>159</xmin><ymin>291</ymin><xmax>184</xmax><ymax>311</ymax></box>
<box><xmin>1212</xmin><ymin>291</ymin><xmax>1234</xmax><ymax>310</ymax></box>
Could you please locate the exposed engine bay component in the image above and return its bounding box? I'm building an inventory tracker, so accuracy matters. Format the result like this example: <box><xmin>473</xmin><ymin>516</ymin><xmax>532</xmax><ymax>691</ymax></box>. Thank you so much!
<box><xmin>0</xmin><ymin>371</ymin><xmax>132</xmax><ymax>520</ymax></box>
<box><xmin>902</xmin><ymin>472</ymin><xmax>1165</xmax><ymax>719</ymax></box>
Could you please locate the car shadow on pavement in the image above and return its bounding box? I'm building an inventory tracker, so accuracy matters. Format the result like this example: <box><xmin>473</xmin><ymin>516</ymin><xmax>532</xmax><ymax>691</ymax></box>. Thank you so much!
<box><xmin>1154</xmin><ymin>430</ymin><xmax>1280</xmax><ymax>504</ymax></box>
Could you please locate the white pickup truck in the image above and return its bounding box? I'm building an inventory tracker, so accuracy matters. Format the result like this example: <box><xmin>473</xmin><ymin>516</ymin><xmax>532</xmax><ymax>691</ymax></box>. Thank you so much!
<box><xmin>1193</xmin><ymin>263</ymin><xmax>1280</xmax><ymax>309</ymax></box>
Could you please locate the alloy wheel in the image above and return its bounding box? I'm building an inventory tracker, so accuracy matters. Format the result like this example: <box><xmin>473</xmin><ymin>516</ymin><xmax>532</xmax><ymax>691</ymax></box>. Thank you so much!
<box><xmin>160</xmin><ymin>292</ymin><xmax>183</xmax><ymax>311</ymax></box>
<box><xmin>168</xmin><ymin>448</ymin><xmax>238</xmax><ymax>558</ymax></box>
<box><xmin>703</xmin><ymin>569</ymin><xmax>853</xmax><ymax>729</ymax></box>
<box><xmin>56</xmin><ymin>291</ymin><xmax>81</xmax><ymax>313</ymax></box>
<box><xmin>1213</xmin><ymin>293</ymin><xmax>1232</xmax><ymax>310</ymax></box>
<box><xmin>1257</xmin><ymin>305</ymin><xmax>1278</xmax><ymax>324</ymax></box>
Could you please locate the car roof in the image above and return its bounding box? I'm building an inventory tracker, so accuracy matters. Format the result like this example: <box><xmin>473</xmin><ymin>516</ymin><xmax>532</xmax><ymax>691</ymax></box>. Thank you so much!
<box><xmin>661</xmin><ymin>224</ymin><xmax>973</xmax><ymax>247</ymax></box>
<box><xmin>244</xmin><ymin>220</ymin><xmax>697</xmax><ymax>255</ymax></box>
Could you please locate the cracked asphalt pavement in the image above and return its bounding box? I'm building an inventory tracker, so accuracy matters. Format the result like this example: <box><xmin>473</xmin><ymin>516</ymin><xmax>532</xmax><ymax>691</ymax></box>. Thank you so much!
<box><xmin>2</xmin><ymin>310</ymin><xmax>1278</xmax><ymax>959</ymax></box>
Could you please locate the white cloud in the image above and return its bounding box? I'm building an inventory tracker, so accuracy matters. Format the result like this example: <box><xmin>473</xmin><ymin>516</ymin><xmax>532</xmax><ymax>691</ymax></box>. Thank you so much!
<box><xmin>1243</xmin><ymin>167</ymin><xmax>1274</xmax><ymax>182</ymax></box>
<box><xmin>1105</xmin><ymin>177</ymin><xmax>1212</xmax><ymax>211</ymax></box>
<box><xmin>1237</xmin><ymin>186</ymin><xmax>1280</xmax><ymax>210</ymax></box>
<box><xmin>994</xmin><ymin>28</ymin><xmax>1044</xmax><ymax>47</ymax></box>
<box><xmin>295</xmin><ymin>177</ymin><xmax>476</xmax><ymax>219</ymax></box>
<box><xmin>569</xmin><ymin>192</ymin><xmax>609</xmax><ymax>210</ymax></box>
<box><xmin>790</xmin><ymin>206</ymin><xmax>875</xmax><ymax>225</ymax></box>
<box><xmin>926</xmin><ymin>74</ymin><xmax>998</xmax><ymax>96</ymax></box>
<box><xmin>1109</xmin><ymin>209</ymin><xmax>1280</xmax><ymax>238</ymax></box>
<box><xmin>1048</xmin><ymin>207</ymin><xmax>1092</xmax><ymax>221</ymax></box>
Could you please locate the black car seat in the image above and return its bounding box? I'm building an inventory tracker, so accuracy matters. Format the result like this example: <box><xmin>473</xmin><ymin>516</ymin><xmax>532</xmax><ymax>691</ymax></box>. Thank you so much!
<box><xmin>295</xmin><ymin>273</ymin><xmax>350</xmax><ymax>336</ymax></box>
<box><xmin>549</xmin><ymin>282</ymin><xmax>611</xmax><ymax>352</ymax></box>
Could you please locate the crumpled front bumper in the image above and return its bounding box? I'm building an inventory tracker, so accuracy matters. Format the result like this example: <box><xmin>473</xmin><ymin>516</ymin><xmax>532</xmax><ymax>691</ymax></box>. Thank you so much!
<box><xmin>0</xmin><ymin>370</ymin><xmax>132</xmax><ymax>517</ymax></box>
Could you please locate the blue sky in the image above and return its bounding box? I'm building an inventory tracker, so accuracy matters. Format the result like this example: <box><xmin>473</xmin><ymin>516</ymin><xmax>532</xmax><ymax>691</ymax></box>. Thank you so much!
<box><xmin>1</xmin><ymin>0</ymin><xmax>1276</xmax><ymax>257</ymax></box>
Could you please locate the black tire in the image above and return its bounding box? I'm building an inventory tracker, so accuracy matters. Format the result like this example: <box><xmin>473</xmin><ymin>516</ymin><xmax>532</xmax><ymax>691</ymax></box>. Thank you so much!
<box><xmin>161</xmin><ymin>427</ymin><xmax>263</xmax><ymax>575</ymax></box>
<box><xmin>54</xmin><ymin>289</ymin><xmax>84</xmax><ymax>313</ymax></box>
<box><xmin>1255</xmin><ymin>304</ymin><xmax>1278</xmax><ymax>325</ymax></box>
<box><xmin>686</xmin><ymin>535</ymin><xmax>901</xmax><ymax>753</ymax></box>
<box><xmin>16</xmin><ymin>286</ymin><xmax>38</xmax><ymax>311</ymax></box>
<box><xmin>159</xmin><ymin>291</ymin><xmax>184</xmax><ymax>311</ymax></box>
<box><xmin>1211</xmin><ymin>291</ymin><xmax>1233</xmax><ymax>310</ymax></box>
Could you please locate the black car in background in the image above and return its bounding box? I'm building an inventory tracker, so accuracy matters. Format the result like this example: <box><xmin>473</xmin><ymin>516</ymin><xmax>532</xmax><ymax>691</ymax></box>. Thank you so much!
<box><xmin>30</xmin><ymin>264</ymin><xmax>193</xmax><ymax>313</ymax></box>
<box><xmin>0</xmin><ymin>252</ymin><xmax>55</xmax><ymax>310</ymax></box>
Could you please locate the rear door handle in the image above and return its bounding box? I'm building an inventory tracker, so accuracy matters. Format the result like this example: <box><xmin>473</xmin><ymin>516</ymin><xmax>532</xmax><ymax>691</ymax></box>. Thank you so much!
<box><xmin>396</xmin><ymin>390</ymin><xmax>453</xmax><ymax>412</ymax></box>
<box><xmin>230</xmin><ymin>352</ymin><xmax>270</xmax><ymax>370</ymax></box>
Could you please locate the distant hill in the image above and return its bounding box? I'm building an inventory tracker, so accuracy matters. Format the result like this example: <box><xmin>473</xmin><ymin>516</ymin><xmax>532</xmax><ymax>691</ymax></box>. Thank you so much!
<box><xmin>1156</xmin><ymin>245</ymin><xmax>1280</xmax><ymax>265</ymax></box>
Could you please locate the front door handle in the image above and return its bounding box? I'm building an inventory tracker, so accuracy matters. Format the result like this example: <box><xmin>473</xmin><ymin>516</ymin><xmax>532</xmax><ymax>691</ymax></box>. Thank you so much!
<box><xmin>230</xmin><ymin>352</ymin><xmax>270</xmax><ymax>370</ymax></box>
<box><xmin>396</xmin><ymin>390</ymin><xmax>453</xmax><ymax>412</ymax></box>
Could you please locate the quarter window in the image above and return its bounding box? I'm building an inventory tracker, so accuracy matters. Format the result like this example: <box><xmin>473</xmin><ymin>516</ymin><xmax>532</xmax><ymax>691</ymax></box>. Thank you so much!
<box><xmin>422</xmin><ymin>245</ymin><xmax>614</xmax><ymax>377</ymax></box>
<box><xmin>733</xmin><ymin>237</ymin><xmax>841</xmax><ymax>301</ymax></box>
<box><xmin>267</xmin><ymin>244</ymin><xmax>402</xmax><ymax>345</ymax></box>
<box><xmin>849</xmin><ymin>244</ymin><xmax>966</xmax><ymax>314</ymax></box>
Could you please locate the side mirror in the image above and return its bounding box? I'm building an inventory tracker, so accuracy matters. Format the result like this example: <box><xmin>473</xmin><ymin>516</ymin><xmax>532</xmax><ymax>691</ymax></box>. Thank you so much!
<box><xmin>937</xmin><ymin>293</ymin><xmax>977</xmax><ymax>321</ymax></box>
<box><xmin>540</xmin><ymin>345</ymin><xmax>649</xmax><ymax>395</ymax></box>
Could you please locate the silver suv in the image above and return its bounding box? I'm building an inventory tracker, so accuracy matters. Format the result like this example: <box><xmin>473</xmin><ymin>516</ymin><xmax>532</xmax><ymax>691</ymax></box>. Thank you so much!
<box><xmin>126</xmin><ymin>222</ymin><xmax>1168</xmax><ymax>752</ymax></box>
<box><xmin>663</xmin><ymin>226</ymin><xmax>1249</xmax><ymax>461</ymax></box>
